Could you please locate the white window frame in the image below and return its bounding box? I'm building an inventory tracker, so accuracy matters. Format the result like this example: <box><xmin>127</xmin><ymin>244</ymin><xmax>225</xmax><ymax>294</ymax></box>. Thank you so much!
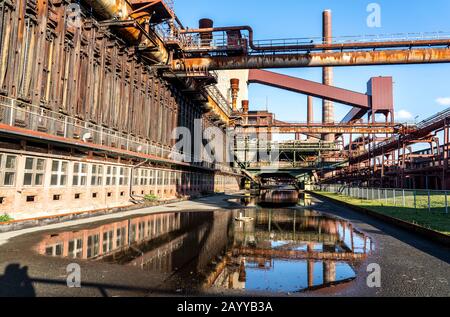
<box><xmin>50</xmin><ymin>160</ymin><xmax>69</xmax><ymax>187</ymax></box>
<box><xmin>23</xmin><ymin>157</ymin><xmax>46</xmax><ymax>187</ymax></box>
<box><xmin>118</xmin><ymin>167</ymin><xmax>129</xmax><ymax>186</ymax></box>
<box><xmin>68</xmin><ymin>238</ymin><xmax>83</xmax><ymax>259</ymax></box>
<box><xmin>140</xmin><ymin>169</ymin><xmax>148</xmax><ymax>186</ymax></box>
<box><xmin>72</xmin><ymin>162</ymin><xmax>88</xmax><ymax>186</ymax></box>
<box><xmin>106</xmin><ymin>166</ymin><xmax>117</xmax><ymax>186</ymax></box>
<box><xmin>91</xmin><ymin>164</ymin><xmax>104</xmax><ymax>186</ymax></box>
<box><xmin>0</xmin><ymin>154</ymin><xmax>17</xmax><ymax>186</ymax></box>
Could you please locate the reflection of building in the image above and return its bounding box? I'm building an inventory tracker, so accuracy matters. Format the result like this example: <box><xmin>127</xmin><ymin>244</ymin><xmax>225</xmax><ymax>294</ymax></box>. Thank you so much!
<box><xmin>37</xmin><ymin>212</ymin><xmax>220</xmax><ymax>259</ymax></box>
<box><xmin>37</xmin><ymin>208</ymin><xmax>372</xmax><ymax>293</ymax></box>
<box><xmin>38</xmin><ymin>210</ymin><xmax>234</xmax><ymax>276</ymax></box>
<box><xmin>210</xmin><ymin>209</ymin><xmax>372</xmax><ymax>292</ymax></box>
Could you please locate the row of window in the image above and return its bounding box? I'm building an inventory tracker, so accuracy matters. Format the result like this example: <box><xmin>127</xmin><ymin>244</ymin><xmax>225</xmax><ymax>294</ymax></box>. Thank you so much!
<box><xmin>0</xmin><ymin>154</ymin><xmax>218</xmax><ymax>188</ymax></box>
<box><xmin>44</xmin><ymin>214</ymin><xmax>180</xmax><ymax>259</ymax></box>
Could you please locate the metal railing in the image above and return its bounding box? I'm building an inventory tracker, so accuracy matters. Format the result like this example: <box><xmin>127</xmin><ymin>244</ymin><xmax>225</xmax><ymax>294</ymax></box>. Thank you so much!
<box><xmin>315</xmin><ymin>184</ymin><xmax>449</xmax><ymax>214</ymax></box>
<box><xmin>352</xmin><ymin>106</ymin><xmax>450</xmax><ymax>158</ymax></box>
<box><xmin>181</xmin><ymin>30</ymin><xmax>450</xmax><ymax>53</ymax></box>
<box><xmin>205</xmin><ymin>84</ymin><xmax>232</xmax><ymax>117</ymax></box>
<box><xmin>0</xmin><ymin>95</ymin><xmax>239</xmax><ymax>174</ymax></box>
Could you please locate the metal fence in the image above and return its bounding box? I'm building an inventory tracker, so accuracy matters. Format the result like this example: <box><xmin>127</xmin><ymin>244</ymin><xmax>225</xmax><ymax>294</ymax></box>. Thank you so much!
<box><xmin>314</xmin><ymin>184</ymin><xmax>450</xmax><ymax>214</ymax></box>
<box><xmin>0</xmin><ymin>95</ymin><xmax>239</xmax><ymax>175</ymax></box>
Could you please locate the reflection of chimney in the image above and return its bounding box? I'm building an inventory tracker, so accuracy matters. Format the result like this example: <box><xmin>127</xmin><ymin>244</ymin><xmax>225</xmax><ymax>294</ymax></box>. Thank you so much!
<box><xmin>242</xmin><ymin>100</ymin><xmax>249</xmax><ymax>114</ymax></box>
<box><xmin>199</xmin><ymin>18</ymin><xmax>214</xmax><ymax>47</ymax></box>
<box><xmin>238</xmin><ymin>260</ymin><xmax>247</xmax><ymax>282</ymax></box>
<box><xmin>230</xmin><ymin>78</ymin><xmax>240</xmax><ymax>112</ymax></box>
<box><xmin>323</xmin><ymin>261</ymin><xmax>336</xmax><ymax>284</ymax></box>
<box><xmin>322</xmin><ymin>10</ymin><xmax>334</xmax><ymax>141</ymax></box>
<box><xmin>308</xmin><ymin>260</ymin><xmax>315</xmax><ymax>288</ymax></box>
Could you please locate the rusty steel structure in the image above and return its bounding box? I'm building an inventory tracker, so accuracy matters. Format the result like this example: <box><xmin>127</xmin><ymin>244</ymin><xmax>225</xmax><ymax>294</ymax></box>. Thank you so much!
<box><xmin>322</xmin><ymin>108</ymin><xmax>450</xmax><ymax>190</ymax></box>
<box><xmin>0</xmin><ymin>0</ymin><xmax>242</xmax><ymax>220</ymax></box>
<box><xmin>1</xmin><ymin>0</ymin><xmax>450</xmax><ymax>221</ymax></box>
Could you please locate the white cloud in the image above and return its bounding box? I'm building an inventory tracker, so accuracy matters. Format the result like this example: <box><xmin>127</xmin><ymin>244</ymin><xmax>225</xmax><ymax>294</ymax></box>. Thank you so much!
<box><xmin>395</xmin><ymin>110</ymin><xmax>414</xmax><ymax>121</ymax></box>
<box><xmin>436</xmin><ymin>97</ymin><xmax>450</xmax><ymax>106</ymax></box>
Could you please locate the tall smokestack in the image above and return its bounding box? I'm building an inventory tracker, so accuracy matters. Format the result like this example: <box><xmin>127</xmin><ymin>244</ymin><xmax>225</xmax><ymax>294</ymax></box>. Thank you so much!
<box><xmin>322</xmin><ymin>9</ymin><xmax>334</xmax><ymax>141</ymax></box>
<box><xmin>307</xmin><ymin>96</ymin><xmax>314</xmax><ymax>140</ymax></box>
<box><xmin>241</xmin><ymin>100</ymin><xmax>249</xmax><ymax>114</ymax></box>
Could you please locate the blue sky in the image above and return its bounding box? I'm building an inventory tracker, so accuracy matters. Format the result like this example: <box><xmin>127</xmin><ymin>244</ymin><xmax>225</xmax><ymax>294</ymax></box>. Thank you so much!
<box><xmin>174</xmin><ymin>0</ymin><xmax>450</xmax><ymax>124</ymax></box>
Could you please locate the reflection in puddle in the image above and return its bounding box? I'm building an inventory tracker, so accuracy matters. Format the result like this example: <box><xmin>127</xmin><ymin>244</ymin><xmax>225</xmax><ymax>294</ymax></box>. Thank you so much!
<box><xmin>36</xmin><ymin>208</ymin><xmax>373</xmax><ymax>294</ymax></box>
<box><xmin>240</xmin><ymin>190</ymin><xmax>312</xmax><ymax>208</ymax></box>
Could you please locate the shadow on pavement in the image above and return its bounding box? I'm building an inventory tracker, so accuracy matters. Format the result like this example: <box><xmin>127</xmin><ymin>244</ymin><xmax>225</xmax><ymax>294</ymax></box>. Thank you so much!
<box><xmin>0</xmin><ymin>264</ymin><xmax>36</xmax><ymax>297</ymax></box>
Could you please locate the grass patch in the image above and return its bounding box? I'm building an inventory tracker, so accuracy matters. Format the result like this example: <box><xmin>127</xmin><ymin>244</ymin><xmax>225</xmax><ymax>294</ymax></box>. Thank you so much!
<box><xmin>144</xmin><ymin>194</ymin><xmax>159</xmax><ymax>202</ymax></box>
<box><xmin>0</xmin><ymin>214</ymin><xmax>13</xmax><ymax>223</ymax></box>
<box><xmin>315</xmin><ymin>191</ymin><xmax>450</xmax><ymax>236</ymax></box>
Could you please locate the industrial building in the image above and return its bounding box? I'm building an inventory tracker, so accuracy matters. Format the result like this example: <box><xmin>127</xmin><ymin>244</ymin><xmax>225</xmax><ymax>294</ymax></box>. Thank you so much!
<box><xmin>1</xmin><ymin>0</ymin><xmax>450</xmax><ymax>221</ymax></box>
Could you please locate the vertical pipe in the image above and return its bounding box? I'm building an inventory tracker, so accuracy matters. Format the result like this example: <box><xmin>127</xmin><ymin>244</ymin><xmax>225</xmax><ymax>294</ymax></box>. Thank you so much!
<box><xmin>230</xmin><ymin>78</ymin><xmax>240</xmax><ymax>112</ymax></box>
<box><xmin>306</xmin><ymin>95</ymin><xmax>314</xmax><ymax>141</ymax></box>
<box><xmin>322</xmin><ymin>10</ymin><xmax>334</xmax><ymax>141</ymax></box>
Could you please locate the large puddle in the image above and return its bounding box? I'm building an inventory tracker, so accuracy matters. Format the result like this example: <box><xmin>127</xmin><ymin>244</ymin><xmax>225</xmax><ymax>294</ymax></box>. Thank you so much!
<box><xmin>36</xmin><ymin>196</ymin><xmax>373</xmax><ymax>294</ymax></box>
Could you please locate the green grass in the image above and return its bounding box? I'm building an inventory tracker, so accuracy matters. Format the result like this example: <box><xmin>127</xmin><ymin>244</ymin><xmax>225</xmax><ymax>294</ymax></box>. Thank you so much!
<box><xmin>144</xmin><ymin>194</ymin><xmax>159</xmax><ymax>202</ymax></box>
<box><xmin>0</xmin><ymin>214</ymin><xmax>13</xmax><ymax>223</ymax></box>
<box><xmin>316</xmin><ymin>191</ymin><xmax>450</xmax><ymax>236</ymax></box>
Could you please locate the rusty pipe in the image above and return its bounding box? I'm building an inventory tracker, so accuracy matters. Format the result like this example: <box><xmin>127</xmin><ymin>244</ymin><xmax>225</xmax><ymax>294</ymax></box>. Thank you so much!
<box><xmin>173</xmin><ymin>48</ymin><xmax>450</xmax><ymax>70</ymax></box>
<box><xmin>83</xmin><ymin>0</ymin><xmax>169</xmax><ymax>64</ymax></box>
<box><xmin>179</xmin><ymin>25</ymin><xmax>450</xmax><ymax>52</ymax></box>
<box><xmin>230</xmin><ymin>78</ymin><xmax>240</xmax><ymax>112</ymax></box>
<box><xmin>242</xmin><ymin>100</ymin><xmax>249</xmax><ymax>114</ymax></box>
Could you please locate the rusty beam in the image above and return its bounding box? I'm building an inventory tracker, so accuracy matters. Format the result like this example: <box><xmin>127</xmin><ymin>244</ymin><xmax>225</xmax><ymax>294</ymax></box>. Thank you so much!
<box><xmin>173</xmin><ymin>48</ymin><xmax>450</xmax><ymax>71</ymax></box>
<box><xmin>234</xmin><ymin>247</ymin><xmax>367</xmax><ymax>261</ymax></box>
<box><xmin>238</xmin><ymin>122</ymin><xmax>397</xmax><ymax>134</ymax></box>
<box><xmin>248</xmin><ymin>69</ymin><xmax>370</xmax><ymax>109</ymax></box>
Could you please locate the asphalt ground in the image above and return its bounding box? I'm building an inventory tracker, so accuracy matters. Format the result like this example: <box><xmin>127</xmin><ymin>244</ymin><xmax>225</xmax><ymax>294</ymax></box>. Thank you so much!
<box><xmin>0</xmin><ymin>194</ymin><xmax>448</xmax><ymax>297</ymax></box>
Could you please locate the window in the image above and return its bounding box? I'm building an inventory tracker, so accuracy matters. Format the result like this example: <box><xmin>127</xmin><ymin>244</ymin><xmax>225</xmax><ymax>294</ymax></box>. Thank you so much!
<box><xmin>23</xmin><ymin>157</ymin><xmax>45</xmax><ymax>186</ymax></box>
<box><xmin>72</xmin><ymin>163</ymin><xmax>88</xmax><ymax>186</ymax></box>
<box><xmin>92</xmin><ymin>193</ymin><xmax>98</xmax><ymax>198</ymax></box>
<box><xmin>140</xmin><ymin>169</ymin><xmax>148</xmax><ymax>186</ymax></box>
<box><xmin>116</xmin><ymin>227</ymin><xmax>126</xmax><ymax>247</ymax></box>
<box><xmin>68</xmin><ymin>239</ymin><xmax>83</xmax><ymax>258</ymax></box>
<box><xmin>130</xmin><ymin>224</ymin><xmax>136</xmax><ymax>243</ymax></box>
<box><xmin>138</xmin><ymin>222</ymin><xmax>145</xmax><ymax>240</ymax></box>
<box><xmin>118</xmin><ymin>167</ymin><xmax>129</xmax><ymax>186</ymax></box>
<box><xmin>53</xmin><ymin>194</ymin><xmax>61</xmax><ymax>201</ymax></box>
<box><xmin>87</xmin><ymin>234</ymin><xmax>100</xmax><ymax>258</ymax></box>
<box><xmin>0</xmin><ymin>154</ymin><xmax>17</xmax><ymax>186</ymax></box>
<box><xmin>102</xmin><ymin>231</ymin><xmax>114</xmax><ymax>254</ymax></box>
<box><xmin>149</xmin><ymin>170</ymin><xmax>155</xmax><ymax>186</ymax></box>
<box><xmin>91</xmin><ymin>164</ymin><xmax>103</xmax><ymax>186</ymax></box>
<box><xmin>26</xmin><ymin>195</ymin><xmax>35</xmax><ymax>202</ymax></box>
<box><xmin>74</xmin><ymin>193</ymin><xmax>81</xmax><ymax>199</ymax></box>
<box><xmin>157</xmin><ymin>171</ymin><xmax>163</xmax><ymax>185</ymax></box>
<box><xmin>133</xmin><ymin>169</ymin><xmax>139</xmax><ymax>186</ymax></box>
<box><xmin>45</xmin><ymin>243</ymin><xmax>64</xmax><ymax>257</ymax></box>
<box><xmin>106</xmin><ymin>166</ymin><xmax>116</xmax><ymax>186</ymax></box>
<box><xmin>50</xmin><ymin>160</ymin><xmax>68</xmax><ymax>186</ymax></box>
